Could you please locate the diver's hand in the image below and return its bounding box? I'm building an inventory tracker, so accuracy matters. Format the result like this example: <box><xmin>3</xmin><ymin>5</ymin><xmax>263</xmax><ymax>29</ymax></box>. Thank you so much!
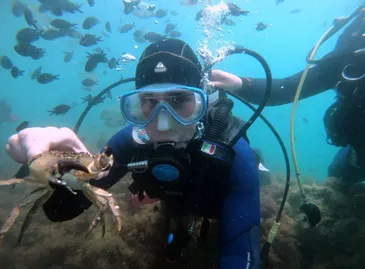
<box><xmin>210</xmin><ymin>69</ymin><xmax>243</xmax><ymax>91</ymax></box>
<box><xmin>6</xmin><ymin>127</ymin><xmax>89</xmax><ymax>164</ymax></box>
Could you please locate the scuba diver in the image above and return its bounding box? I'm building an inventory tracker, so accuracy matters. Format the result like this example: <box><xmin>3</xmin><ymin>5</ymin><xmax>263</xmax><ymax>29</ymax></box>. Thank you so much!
<box><xmin>209</xmin><ymin>10</ymin><xmax>365</xmax><ymax>184</ymax></box>
<box><xmin>6</xmin><ymin>39</ymin><xmax>261</xmax><ymax>269</ymax></box>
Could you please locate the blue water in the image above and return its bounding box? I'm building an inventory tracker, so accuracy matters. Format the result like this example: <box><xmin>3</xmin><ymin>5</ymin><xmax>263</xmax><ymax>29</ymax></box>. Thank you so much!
<box><xmin>0</xmin><ymin>0</ymin><xmax>360</xmax><ymax>182</ymax></box>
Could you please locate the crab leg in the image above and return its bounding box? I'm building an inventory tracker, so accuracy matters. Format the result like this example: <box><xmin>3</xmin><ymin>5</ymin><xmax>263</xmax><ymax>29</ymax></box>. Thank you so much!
<box><xmin>0</xmin><ymin>206</ymin><xmax>21</xmax><ymax>247</ymax></box>
<box><xmin>100</xmin><ymin>213</ymin><xmax>106</xmax><ymax>238</ymax></box>
<box><xmin>83</xmin><ymin>185</ymin><xmax>109</xmax><ymax>237</ymax></box>
<box><xmin>87</xmin><ymin>184</ymin><xmax>122</xmax><ymax>233</ymax></box>
<box><xmin>106</xmin><ymin>195</ymin><xmax>122</xmax><ymax>233</ymax></box>
<box><xmin>83</xmin><ymin>183</ymin><xmax>122</xmax><ymax>236</ymax></box>
<box><xmin>0</xmin><ymin>178</ymin><xmax>25</xmax><ymax>186</ymax></box>
<box><xmin>18</xmin><ymin>189</ymin><xmax>53</xmax><ymax>245</ymax></box>
<box><xmin>0</xmin><ymin>178</ymin><xmax>45</xmax><ymax>188</ymax></box>
<box><xmin>0</xmin><ymin>187</ymin><xmax>48</xmax><ymax>247</ymax></box>
<box><xmin>84</xmin><ymin>207</ymin><xmax>108</xmax><ymax>238</ymax></box>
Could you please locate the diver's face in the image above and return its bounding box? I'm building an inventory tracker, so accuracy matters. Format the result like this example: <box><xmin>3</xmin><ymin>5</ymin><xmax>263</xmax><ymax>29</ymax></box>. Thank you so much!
<box><xmin>142</xmin><ymin>91</ymin><xmax>197</xmax><ymax>143</ymax></box>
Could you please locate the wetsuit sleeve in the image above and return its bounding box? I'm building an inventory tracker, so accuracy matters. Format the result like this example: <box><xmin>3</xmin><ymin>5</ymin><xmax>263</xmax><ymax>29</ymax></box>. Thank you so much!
<box><xmin>42</xmin><ymin>125</ymin><xmax>135</xmax><ymax>222</ymax></box>
<box><xmin>236</xmin><ymin>13</ymin><xmax>365</xmax><ymax>106</ymax></box>
<box><xmin>219</xmin><ymin>138</ymin><xmax>260</xmax><ymax>269</ymax></box>
<box><xmin>328</xmin><ymin>146</ymin><xmax>365</xmax><ymax>184</ymax></box>
<box><xmin>238</xmin><ymin>54</ymin><xmax>347</xmax><ymax>106</ymax></box>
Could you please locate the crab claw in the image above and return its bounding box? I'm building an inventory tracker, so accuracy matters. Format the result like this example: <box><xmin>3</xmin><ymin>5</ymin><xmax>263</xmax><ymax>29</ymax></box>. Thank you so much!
<box><xmin>56</xmin><ymin>160</ymin><xmax>89</xmax><ymax>175</ymax></box>
<box><xmin>48</xmin><ymin>160</ymin><xmax>90</xmax><ymax>195</ymax></box>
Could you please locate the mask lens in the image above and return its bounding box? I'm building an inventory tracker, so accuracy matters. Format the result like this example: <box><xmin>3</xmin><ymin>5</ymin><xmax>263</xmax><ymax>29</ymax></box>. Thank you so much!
<box><xmin>120</xmin><ymin>85</ymin><xmax>206</xmax><ymax>127</ymax></box>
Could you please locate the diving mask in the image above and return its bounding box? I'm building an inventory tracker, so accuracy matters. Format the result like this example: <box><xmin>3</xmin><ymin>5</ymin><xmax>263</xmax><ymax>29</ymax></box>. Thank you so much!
<box><xmin>119</xmin><ymin>83</ymin><xmax>208</xmax><ymax>127</ymax></box>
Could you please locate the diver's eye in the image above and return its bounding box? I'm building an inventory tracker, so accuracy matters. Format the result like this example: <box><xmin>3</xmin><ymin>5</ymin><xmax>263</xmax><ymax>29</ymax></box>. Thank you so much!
<box><xmin>172</xmin><ymin>96</ymin><xmax>186</xmax><ymax>105</ymax></box>
<box><xmin>141</xmin><ymin>95</ymin><xmax>158</xmax><ymax>106</ymax></box>
<box><xmin>170</xmin><ymin>93</ymin><xmax>194</xmax><ymax>107</ymax></box>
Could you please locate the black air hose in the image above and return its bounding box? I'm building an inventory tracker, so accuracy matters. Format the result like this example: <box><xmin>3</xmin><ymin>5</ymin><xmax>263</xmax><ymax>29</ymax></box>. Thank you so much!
<box><xmin>204</xmin><ymin>98</ymin><xmax>234</xmax><ymax>141</ymax></box>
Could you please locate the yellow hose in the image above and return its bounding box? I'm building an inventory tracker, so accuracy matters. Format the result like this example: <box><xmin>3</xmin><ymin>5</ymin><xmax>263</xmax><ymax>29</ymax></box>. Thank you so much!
<box><xmin>289</xmin><ymin>6</ymin><xmax>365</xmax><ymax>202</ymax></box>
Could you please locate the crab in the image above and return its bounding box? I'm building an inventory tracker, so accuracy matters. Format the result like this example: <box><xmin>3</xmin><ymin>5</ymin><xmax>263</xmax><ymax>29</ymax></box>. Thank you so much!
<box><xmin>0</xmin><ymin>148</ymin><xmax>122</xmax><ymax>246</ymax></box>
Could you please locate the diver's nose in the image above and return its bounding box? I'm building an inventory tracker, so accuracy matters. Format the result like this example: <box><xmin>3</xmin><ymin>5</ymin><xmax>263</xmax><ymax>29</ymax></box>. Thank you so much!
<box><xmin>157</xmin><ymin>110</ymin><xmax>171</xmax><ymax>131</ymax></box>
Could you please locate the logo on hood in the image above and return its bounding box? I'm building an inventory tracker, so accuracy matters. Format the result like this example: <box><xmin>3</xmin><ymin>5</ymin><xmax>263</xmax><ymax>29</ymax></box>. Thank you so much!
<box><xmin>154</xmin><ymin>62</ymin><xmax>167</xmax><ymax>73</ymax></box>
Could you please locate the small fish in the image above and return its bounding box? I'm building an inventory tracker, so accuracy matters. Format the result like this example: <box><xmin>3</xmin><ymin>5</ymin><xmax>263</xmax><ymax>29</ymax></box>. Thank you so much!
<box><xmin>0</xmin><ymin>100</ymin><xmax>16</xmax><ymax>123</ymax></box>
<box><xmin>65</xmin><ymin>30</ymin><xmax>83</xmax><ymax>39</ymax></box>
<box><xmin>50</xmin><ymin>19</ymin><xmax>77</xmax><ymax>30</ymax></box>
<box><xmin>16</xmin><ymin>121</ymin><xmax>29</xmax><ymax>132</ymax></box>
<box><xmin>302</xmin><ymin>117</ymin><xmax>308</xmax><ymax>124</ymax></box>
<box><xmin>120</xmin><ymin>22</ymin><xmax>135</xmax><ymax>33</ymax></box>
<box><xmin>80</xmin><ymin>34</ymin><xmax>103</xmax><ymax>47</ymax></box>
<box><xmin>83</xmin><ymin>17</ymin><xmax>99</xmax><ymax>30</ymax></box>
<box><xmin>85</xmin><ymin>51</ymin><xmax>108</xmax><ymax>72</ymax></box>
<box><xmin>165</xmin><ymin>23</ymin><xmax>177</xmax><ymax>34</ymax></box>
<box><xmin>255</xmin><ymin>22</ymin><xmax>268</xmax><ymax>31</ymax></box>
<box><xmin>11</xmin><ymin>66</ymin><xmax>24</xmax><ymax>78</ymax></box>
<box><xmin>224</xmin><ymin>18</ymin><xmax>235</xmax><ymax>26</ymax></box>
<box><xmin>195</xmin><ymin>10</ymin><xmax>203</xmax><ymax>21</ymax></box>
<box><xmin>14</xmin><ymin>42</ymin><xmax>45</xmax><ymax>60</ymax></box>
<box><xmin>0</xmin><ymin>56</ymin><xmax>13</xmax><ymax>70</ymax></box>
<box><xmin>289</xmin><ymin>8</ymin><xmax>302</xmax><ymax>14</ymax></box>
<box><xmin>169</xmin><ymin>30</ymin><xmax>182</xmax><ymax>38</ymax></box>
<box><xmin>81</xmin><ymin>94</ymin><xmax>106</xmax><ymax>106</ymax></box>
<box><xmin>108</xmin><ymin>57</ymin><xmax>120</xmax><ymax>69</ymax></box>
<box><xmin>16</xmin><ymin>28</ymin><xmax>41</xmax><ymax>43</ymax></box>
<box><xmin>143</xmin><ymin>32</ymin><xmax>166</xmax><ymax>42</ymax></box>
<box><xmin>48</xmin><ymin>104</ymin><xmax>71</xmax><ymax>116</ymax></box>
<box><xmin>227</xmin><ymin>3</ymin><xmax>249</xmax><ymax>16</ymax></box>
<box><xmin>41</xmin><ymin>29</ymin><xmax>62</xmax><ymax>40</ymax></box>
<box><xmin>105</xmin><ymin>21</ymin><xmax>112</xmax><ymax>33</ymax></box>
<box><xmin>133</xmin><ymin>37</ymin><xmax>146</xmax><ymax>44</ymax></box>
<box><xmin>37</xmin><ymin>73</ymin><xmax>59</xmax><ymax>84</ymax></box>
<box><xmin>155</xmin><ymin>9</ymin><xmax>168</xmax><ymax>18</ymax></box>
<box><xmin>12</xmin><ymin>1</ymin><xmax>26</xmax><ymax>17</ymax></box>
<box><xmin>82</xmin><ymin>78</ymin><xmax>98</xmax><ymax>87</ymax></box>
<box><xmin>23</xmin><ymin>7</ymin><xmax>37</xmax><ymax>28</ymax></box>
<box><xmin>63</xmin><ymin>2</ymin><xmax>83</xmax><ymax>14</ymax></box>
<box><xmin>63</xmin><ymin>51</ymin><xmax>74</xmax><ymax>63</ymax></box>
<box><xmin>170</xmin><ymin>10</ymin><xmax>178</xmax><ymax>16</ymax></box>
<box><xmin>88</xmin><ymin>0</ymin><xmax>95</xmax><ymax>7</ymax></box>
<box><xmin>120</xmin><ymin>53</ymin><xmax>136</xmax><ymax>64</ymax></box>
<box><xmin>133</xmin><ymin>30</ymin><xmax>144</xmax><ymax>38</ymax></box>
<box><xmin>30</xmin><ymin>66</ymin><xmax>42</xmax><ymax>80</ymax></box>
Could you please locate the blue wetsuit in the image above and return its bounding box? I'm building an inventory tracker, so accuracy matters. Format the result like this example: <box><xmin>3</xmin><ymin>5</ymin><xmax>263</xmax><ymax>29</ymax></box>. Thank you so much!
<box><xmin>42</xmin><ymin>125</ymin><xmax>261</xmax><ymax>269</ymax></box>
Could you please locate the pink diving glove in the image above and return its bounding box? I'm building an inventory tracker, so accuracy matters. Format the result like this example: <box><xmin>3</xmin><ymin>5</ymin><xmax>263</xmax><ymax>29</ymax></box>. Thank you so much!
<box><xmin>209</xmin><ymin>69</ymin><xmax>243</xmax><ymax>91</ymax></box>
<box><xmin>6</xmin><ymin>127</ymin><xmax>89</xmax><ymax>164</ymax></box>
